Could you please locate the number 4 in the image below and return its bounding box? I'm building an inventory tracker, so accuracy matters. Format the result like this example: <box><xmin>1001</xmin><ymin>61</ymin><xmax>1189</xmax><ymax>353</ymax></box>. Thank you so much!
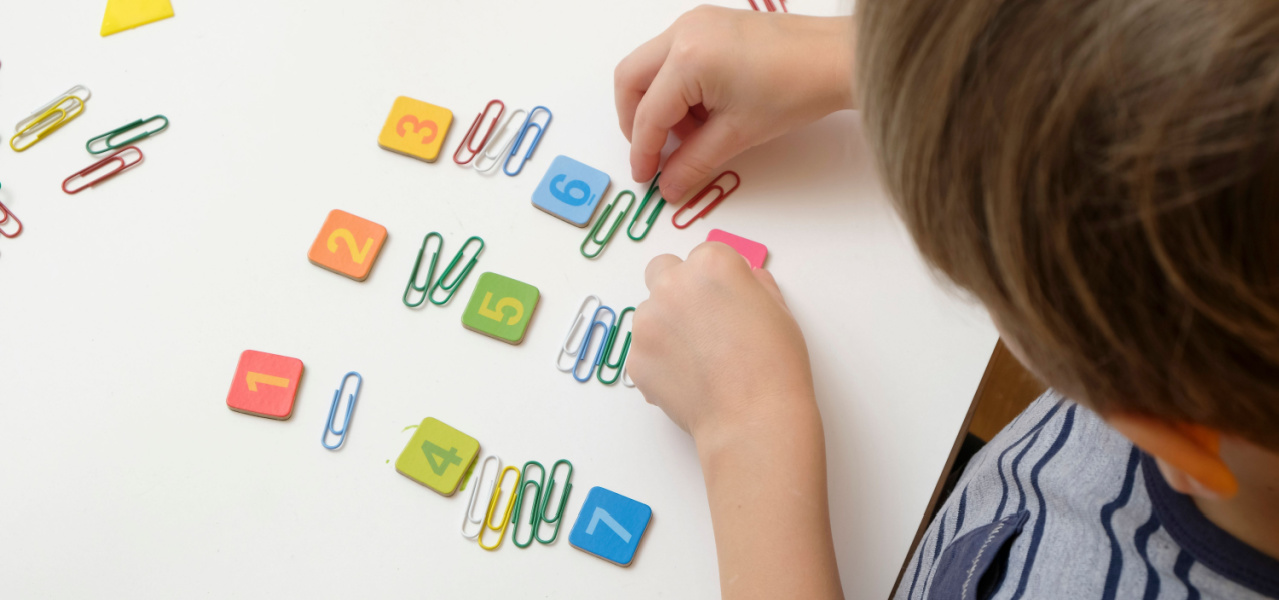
<box><xmin>478</xmin><ymin>293</ymin><xmax>524</xmax><ymax>325</ymax></box>
<box><xmin>586</xmin><ymin>507</ymin><xmax>632</xmax><ymax>543</ymax></box>
<box><xmin>420</xmin><ymin>439</ymin><xmax>462</xmax><ymax>476</ymax></box>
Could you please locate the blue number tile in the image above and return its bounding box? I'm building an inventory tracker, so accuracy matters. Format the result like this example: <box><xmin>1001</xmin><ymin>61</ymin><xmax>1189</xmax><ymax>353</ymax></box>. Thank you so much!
<box><xmin>532</xmin><ymin>155</ymin><xmax>611</xmax><ymax>227</ymax></box>
<box><xmin>569</xmin><ymin>486</ymin><xmax>652</xmax><ymax>566</ymax></box>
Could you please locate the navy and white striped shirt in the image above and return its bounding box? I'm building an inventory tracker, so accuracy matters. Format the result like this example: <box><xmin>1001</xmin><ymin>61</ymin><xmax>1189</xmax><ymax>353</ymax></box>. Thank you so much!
<box><xmin>895</xmin><ymin>392</ymin><xmax>1279</xmax><ymax>600</ymax></box>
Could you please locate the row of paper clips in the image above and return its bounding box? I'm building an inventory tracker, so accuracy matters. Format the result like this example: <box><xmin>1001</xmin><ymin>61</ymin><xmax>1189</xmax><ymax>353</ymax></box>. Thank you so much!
<box><xmin>581</xmin><ymin>170</ymin><xmax>742</xmax><ymax>260</ymax></box>
<box><xmin>463</xmin><ymin>456</ymin><xmax>575</xmax><ymax>551</ymax></box>
<box><xmin>9</xmin><ymin>84</ymin><xmax>168</xmax><ymax>194</ymax></box>
<box><xmin>556</xmin><ymin>295</ymin><xmax>635</xmax><ymax>386</ymax></box>
<box><xmin>402</xmin><ymin>233</ymin><xmax>485</xmax><ymax>308</ymax></box>
<box><xmin>452</xmin><ymin>100</ymin><xmax>552</xmax><ymax>177</ymax></box>
<box><xmin>748</xmin><ymin>0</ymin><xmax>789</xmax><ymax>11</ymax></box>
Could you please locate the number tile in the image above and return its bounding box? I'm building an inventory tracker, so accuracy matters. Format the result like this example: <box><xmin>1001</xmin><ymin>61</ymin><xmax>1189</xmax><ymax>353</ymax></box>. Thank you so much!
<box><xmin>396</xmin><ymin>417</ymin><xmax>480</xmax><ymax>497</ymax></box>
<box><xmin>225</xmin><ymin>350</ymin><xmax>304</xmax><ymax>420</ymax></box>
<box><xmin>569</xmin><ymin>486</ymin><xmax>652</xmax><ymax>566</ymax></box>
<box><xmin>461</xmin><ymin>272</ymin><xmax>540</xmax><ymax>345</ymax></box>
<box><xmin>706</xmin><ymin>229</ymin><xmax>768</xmax><ymax>270</ymax></box>
<box><xmin>307</xmin><ymin>209</ymin><xmax>388</xmax><ymax>281</ymax></box>
<box><xmin>532</xmin><ymin>155</ymin><xmax>611</xmax><ymax>227</ymax></box>
<box><xmin>377</xmin><ymin>96</ymin><xmax>454</xmax><ymax>163</ymax></box>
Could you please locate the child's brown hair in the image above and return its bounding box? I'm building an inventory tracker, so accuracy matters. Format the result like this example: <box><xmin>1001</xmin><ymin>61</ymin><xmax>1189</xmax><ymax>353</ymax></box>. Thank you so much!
<box><xmin>857</xmin><ymin>0</ymin><xmax>1279</xmax><ymax>449</ymax></box>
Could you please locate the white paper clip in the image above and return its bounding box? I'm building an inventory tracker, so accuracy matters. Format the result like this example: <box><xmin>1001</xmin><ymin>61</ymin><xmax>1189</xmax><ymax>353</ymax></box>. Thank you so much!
<box><xmin>473</xmin><ymin>108</ymin><xmax>528</xmax><ymax>173</ymax></box>
<box><xmin>15</xmin><ymin>85</ymin><xmax>92</xmax><ymax>133</ymax></box>
<box><xmin>556</xmin><ymin>295</ymin><xmax>603</xmax><ymax>371</ymax></box>
<box><xmin>462</xmin><ymin>455</ymin><xmax>502</xmax><ymax>539</ymax></box>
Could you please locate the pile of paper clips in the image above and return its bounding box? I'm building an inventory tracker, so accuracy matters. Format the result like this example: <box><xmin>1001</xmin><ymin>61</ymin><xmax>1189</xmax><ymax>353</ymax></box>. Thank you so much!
<box><xmin>556</xmin><ymin>295</ymin><xmax>635</xmax><ymax>386</ymax></box>
<box><xmin>8</xmin><ymin>83</ymin><xmax>168</xmax><ymax>194</ymax></box>
<box><xmin>463</xmin><ymin>456</ymin><xmax>575</xmax><ymax>551</ymax></box>
<box><xmin>451</xmin><ymin>99</ymin><xmax>553</xmax><ymax>177</ymax></box>
<box><xmin>402</xmin><ymin>233</ymin><xmax>486</xmax><ymax>309</ymax></box>
<box><xmin>579</xmin><ymin>170</ymin><xmax>742</xmax><ymax>261</ymax></box>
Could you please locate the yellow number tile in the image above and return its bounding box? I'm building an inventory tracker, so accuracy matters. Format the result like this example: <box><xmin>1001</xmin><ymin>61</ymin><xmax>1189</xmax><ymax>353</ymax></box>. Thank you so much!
<box><xmin>377</xmin><ymin>96</ymin><xmax>454</xmax><ymax>163</ymax></box>
<box><xmin>396</xmin><ymin>417</ymin><xmax>480</xmax><ymax>496</ymax></box>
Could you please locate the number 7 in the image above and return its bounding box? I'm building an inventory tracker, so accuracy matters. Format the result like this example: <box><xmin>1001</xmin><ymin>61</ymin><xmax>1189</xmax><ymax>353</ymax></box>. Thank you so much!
<box><xmin>585</xmin><ymin>507</ymin><xmax>631</xmax><ymax>543</ymax></box>
<box><xmin>478</xmin><ymin>293</ymin><xmax>524</xmax><ymax>325</ymax></box>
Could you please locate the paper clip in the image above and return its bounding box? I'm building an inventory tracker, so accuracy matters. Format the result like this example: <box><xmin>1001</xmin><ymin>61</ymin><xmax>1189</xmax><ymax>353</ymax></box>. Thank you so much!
<box><xmin>474</xmin><ymin>109</ymin><xmax>527</xmax><ymax>173</ymax></box>
<box><xmin>462</xmin><ymin>455</ymin><xmax>502</xmax><ymax>539</ymax></box>
<box><xmin>321</xmin><ymin>372</ymin><xmax>362</xmax><ymax>450</ymax></box>
<box><xmin>479</xmin><ymin>465</ymin><xmax>522</xmax><ymax>551</ymax></box>
<box><xmin>509</xmin><ymin>461</ymin><xmax>546</xmax><ymax>549</ymax></box>
<box><xmin>535</xmin><ymin>459</ymin><xmax>574</xmax><ymax>544</ymax></box>
<box><xmin>403</xmin><ymin>232</ymin><xmax>443</xmax><ymax>308</ymax></box>
<box><xmin>453</xmin><ymin>100</ymin><xmax>505</xmax><ymax>165</ymax></box>
<box><xmin>556</xmin><ymin>295</ymin><xmax>603</xmax><ymax>371</ymax></box>
<box><xmin>86</xmin><ymin>115</ymin><xmax>169</xmax><ymax>155</ymax></box>
<box><xmin>574</xmin><ymin>305</ymin><xmax>617</xmax><ymax>382</ymax></box>
<box><xmin>622</xmin><ymin>364</ymin><xmax>636</xmax><ymax>388</ymax></box>
<box><xmin>10</xmin><ymin>96</ymin><xmax>85</xmax><ymax>152</ymax></box>
<box><xmin>581</xmin><ymin>191</ymin><xmax>636</xmax><ymax>259</ymax></box>
<box><xmin>0</xmin><ymin>186</ymin><xmax>23</xmax><ymax>239</ymax></box>
<box><xmin>628</xmin><ymin>173</ymin><xmax>666</xmax><ymax>241</ymax></box>
<box><xmin>428</xmin><ymin>235</ymin><xmax>484</xmax><ymax>305</ymax></box>
<box><xmin>748</xmin><ymin>0</ymin><xmax>788</xmax><ymax>11</ymax></box>
<box><xmin>15</xmin><ymin>85</ymin><xmax>91</xmax><ymax>133</ymax></box>
<box><xmin>502</xmin><ymin>106</ymin><xmax>552</xmax><ymax>176</ymax></box>
<box><xmin>62</xmin><ymin>146</ymin><xmax>145</xmax><ymax>195</ymax></box>
<box><xmin>672</xmin><ymin>170</ymin><xmax>741</xmax><ymax>229</ymax></box>
<box><xmin>598</xmin><ymin>307</ymin><xmax>635</xmax><ymax>385</ymax></box>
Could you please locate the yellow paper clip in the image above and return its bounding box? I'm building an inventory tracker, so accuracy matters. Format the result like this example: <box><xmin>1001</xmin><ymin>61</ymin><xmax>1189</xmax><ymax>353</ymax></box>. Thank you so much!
<box><xmin>15</xmin><ymin>85</ymin><xmax>91</xmax><ymax>133</ymax></box>
<box><xmin>10</xmin><ymin>94</ymin><xmax>86</xmax><ymax>152</ymax></box>
<box><xmin>479</xmin><ymin>465</ymin><xmax>521</xmax><ymax>551</ymax></box>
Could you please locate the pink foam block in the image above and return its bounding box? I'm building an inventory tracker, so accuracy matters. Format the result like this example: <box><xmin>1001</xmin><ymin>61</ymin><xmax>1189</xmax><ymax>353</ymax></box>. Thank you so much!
<box><xmin>706</xmin><ymin>229</ymin><xmax>768</xmax><ymax>270</ymax></box>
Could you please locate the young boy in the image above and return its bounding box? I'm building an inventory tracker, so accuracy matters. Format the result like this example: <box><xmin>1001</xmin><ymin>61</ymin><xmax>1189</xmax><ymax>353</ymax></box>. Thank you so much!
<box><xmin>615</xmin><ymin>3</ymin><xmax>1279</xmax><ymax>599</ymax></box>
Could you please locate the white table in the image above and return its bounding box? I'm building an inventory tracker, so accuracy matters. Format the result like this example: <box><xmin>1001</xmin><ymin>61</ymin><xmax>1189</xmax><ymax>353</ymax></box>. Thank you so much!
<box><xmin>0</xmin><ymin>1</ymin><xmax>997</xmax><ymax>597</ymax></box>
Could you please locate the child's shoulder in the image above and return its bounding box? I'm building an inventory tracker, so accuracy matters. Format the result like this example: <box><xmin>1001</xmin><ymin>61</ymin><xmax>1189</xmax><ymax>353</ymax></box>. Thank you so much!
<box><xmin>896</xmin><ymin>393</ymin><xmax>1279</xmax><ymax>600</ymax></box>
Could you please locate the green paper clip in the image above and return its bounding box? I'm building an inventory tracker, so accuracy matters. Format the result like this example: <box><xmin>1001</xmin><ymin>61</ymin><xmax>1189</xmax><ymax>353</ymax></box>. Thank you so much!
<box><xmin>535</xmin><ymin>459</ymin><xmax>574</xmax><ymax>544</ymax></box>
<box><xmin>627</xmin><ymin>173</ymin><xmax>666</xmax><ymax>241</ymax></box>
<box><xmin>403</xmin><ymin>232</ymin><xmax>443</xmax><ymax>308</ymax></box>
<box><xmin>582</xmin><ymin>190</ymin><xmax>636</xmax><ymax>259</ymax></box>
<box><xmin>429</xmin><ymin>236</ymin><xmax>485</xmax><ymax>306</ymax></box>
<box><xmin>597</xmin><ymin>307</ymin><xmax>634</xmax><ymax>385</ymax></box>
<box><xmin>509</xmin><ymin>460</ymin><xmax>545</xmax><ymax>549</ymax></box>
<box><xmin>86</xmin><ymin>115</ymin><xmax>168</xmax><ymax>155</ymax></box>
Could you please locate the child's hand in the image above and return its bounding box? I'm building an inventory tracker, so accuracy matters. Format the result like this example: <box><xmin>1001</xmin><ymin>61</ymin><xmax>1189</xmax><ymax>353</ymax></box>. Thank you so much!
<box><xmin>628</xmin><ymin>242</ymin><xmax>817</xmax><ymax>446</ymax></box>
<box><xmin>614</xmin><ymin>7</ymin><xmax>856</xmax><ymax>202</ymax></box>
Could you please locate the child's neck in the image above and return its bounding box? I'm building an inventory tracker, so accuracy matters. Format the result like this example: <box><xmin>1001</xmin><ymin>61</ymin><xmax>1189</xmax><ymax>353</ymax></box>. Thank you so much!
<box><xmin>1197</xmin><ymin>437</ymin><xmax>1279</xmax><ymax>561</ymax></box>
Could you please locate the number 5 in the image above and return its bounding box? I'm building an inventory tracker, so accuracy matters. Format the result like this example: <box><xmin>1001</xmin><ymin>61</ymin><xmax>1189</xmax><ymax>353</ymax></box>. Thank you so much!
<box><xmin>478</xmin><ymin>293</ymin><xmax>524</xmax><ymax>325</ymax></box>
<box><xmin>327</xmin><ymin>228</ymin><xmax>374</xmax><ymax>264</ymax></box>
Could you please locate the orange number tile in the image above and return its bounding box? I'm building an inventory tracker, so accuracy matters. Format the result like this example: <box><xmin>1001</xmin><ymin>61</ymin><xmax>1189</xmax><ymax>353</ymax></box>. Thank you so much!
<box><xmin>226</xmin><ymin>350</ymin><xmax>304</xmax><ymax>419</ymax></box>
<box><xmin>307</xmin><ymin>209</ymin><xmax>388</xmax><ymax>281</ymax></box>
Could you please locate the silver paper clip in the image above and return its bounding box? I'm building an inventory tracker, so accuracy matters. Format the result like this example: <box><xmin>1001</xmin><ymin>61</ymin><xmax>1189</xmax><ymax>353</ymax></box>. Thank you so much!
<box><xmin>462</xmin><ymin>455</ymin><xmax>503</xmax><ymax>539</ymax></box>
<box><xmin>474</xmin><ymin>108</ymin><xmax>527</xmax><ymax>173</ymax></box>
<box><xmin>15</xmin><ymin>85</ymin><xmax>92</xmax><ymax>133</ymax></box>
<box><xmin>556</xmin><ymin>295</ymin><xmax>603</xmax><ymax>371</ymax></box>
<box><xmin>321</xmin><ymin>372</ymin><xmax>362</xmax><ymax>450</ymax></box>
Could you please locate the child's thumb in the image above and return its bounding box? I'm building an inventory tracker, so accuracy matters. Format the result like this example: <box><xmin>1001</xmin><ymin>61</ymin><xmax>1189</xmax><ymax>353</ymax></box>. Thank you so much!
<box><xmin>659</xmin><ymin>117</ymin><xmax>746</xmax><ymax>204</ymax></box>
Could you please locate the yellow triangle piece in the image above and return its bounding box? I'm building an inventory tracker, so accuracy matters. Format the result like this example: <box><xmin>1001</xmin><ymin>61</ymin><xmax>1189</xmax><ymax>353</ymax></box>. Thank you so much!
<box><xmin>100</xmin><ymin>0</ymin><xmax>174</xmax><ymax>37</ymax></box>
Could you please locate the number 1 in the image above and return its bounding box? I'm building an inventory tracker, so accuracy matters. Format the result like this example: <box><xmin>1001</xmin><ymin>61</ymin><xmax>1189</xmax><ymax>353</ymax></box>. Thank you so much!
<box><xmin>585</xmin><ymin>507</ymin><xmax>631</xmax><ymax>543</ymax></box>
<box><xmin>246</xmin><ymin>372</ymin><xmax>289</xmax><ymax>392</ymax></box>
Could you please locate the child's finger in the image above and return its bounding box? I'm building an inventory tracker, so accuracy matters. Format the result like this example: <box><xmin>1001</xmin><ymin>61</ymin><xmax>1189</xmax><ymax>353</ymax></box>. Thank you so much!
<box><xmin>657</xmin><ymin>116</ymin><xmax>744</xmax><ymax>203</ymax></box>
<box><xmin>752</xmin><ymin>268</ymin><xmax>790</xmax><ymax>310</ymax></box>
<box><xmin>614</xmin><ymin>31</ymin><xmax>674</xmax><ymax>142</ymax></box>
<box><xmin>645</xmin><ymin>254</ymin><xmax>684</xmax><ymax>291</ymax></box>
<box><xmin>630</xmin><ymin>64</ymin><xmax>701</xmax><ymax>184</ymax></box>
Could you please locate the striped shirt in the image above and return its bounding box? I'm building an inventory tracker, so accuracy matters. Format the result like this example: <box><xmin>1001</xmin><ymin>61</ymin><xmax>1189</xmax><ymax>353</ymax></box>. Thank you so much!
<box><xmin>895</xmin><ymin>392</ymin><xmax>1279</xmax><ymax>600</ymax></box>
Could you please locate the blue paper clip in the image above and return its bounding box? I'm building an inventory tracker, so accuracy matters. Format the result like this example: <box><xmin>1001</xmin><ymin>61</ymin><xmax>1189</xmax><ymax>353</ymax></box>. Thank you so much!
<box><xmin>502</xmin><ymin>106</ymin><xmax>552</xmax><ymax>177</ymax></box>
<box><xmin>573</xmin><ymin>306</ymin><xmax>616</xmax><ymax>382</ymax></box>
<box><xmin>322</xmin><ymin>372</ymin><xmax>362</xmax><ymax>450</ymax></box>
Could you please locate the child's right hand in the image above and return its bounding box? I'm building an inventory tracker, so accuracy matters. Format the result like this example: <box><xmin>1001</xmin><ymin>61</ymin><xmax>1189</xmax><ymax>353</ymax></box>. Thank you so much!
<box><xmin>614</xmin><ymin>6</ymin><xmax>856</xmax><ymax>203</ymax></box>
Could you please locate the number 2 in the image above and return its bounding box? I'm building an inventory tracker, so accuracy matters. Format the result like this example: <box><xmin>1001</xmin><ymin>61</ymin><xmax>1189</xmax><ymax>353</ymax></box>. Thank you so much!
<box><xmin>397</xmin><ymin>115</ymin><xmax>438</xmax><ymax>144</ymax></box>
<box><xmin>327</xmin><ymin>228</ymin><xmax>374</xmax><ymax>264</ymax></box>
<box><xmin>478</xmin><ymin>292</ymin><xmax>524</xmax><ymax>325</ymax></box>
<box><xmin>246</xmin><ymin>372</ymin><xmax>289</xmax><ymax>392</ymax></box>
<box><xmin>549</xmin><ymin>174</ymin><xmax>592</xmax><ymax>206</ymax></box>
<box><xmin>421</xmin><ymin>439</ymin><xmax>462</xmax><ymax>476</ymax></box>
<box><xmin>585</xmin><ymin>507</ymin><xmax>632</xmax><ymax>543</ymax></box>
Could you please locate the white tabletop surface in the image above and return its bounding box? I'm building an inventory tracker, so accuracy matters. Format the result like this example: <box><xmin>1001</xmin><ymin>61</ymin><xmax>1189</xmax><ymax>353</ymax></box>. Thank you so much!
<box><xmin>0</xmin><ymin>1</ymin><xmax>997</xmax><ymax>598</ymax></box>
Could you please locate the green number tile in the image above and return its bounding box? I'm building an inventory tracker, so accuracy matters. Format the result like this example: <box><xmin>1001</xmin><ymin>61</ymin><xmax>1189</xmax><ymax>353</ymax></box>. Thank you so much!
<box><xmin>396</xmin><ymin>417</ymin><xmax>480</xmax><ymax>496</ymax></box>
<box><xmin>461</xmin><ymin>272</ymin><xmax>540</xmax><ymax>345</ymax></box>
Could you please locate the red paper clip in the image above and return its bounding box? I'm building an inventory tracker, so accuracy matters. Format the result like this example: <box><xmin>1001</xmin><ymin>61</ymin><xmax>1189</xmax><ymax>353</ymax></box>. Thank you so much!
<box><xmin>748</xmin><ymin>0</ymin><xmax>788</xmax><ymax>12</ymax></box>
<box><xmin>671</xmin><ymin>171</ymin><xmax>741</xmax><ymax>229</ymax></box>
<box><xmin>62</xmin><ymin>146</ymin><xmax>145</xmax><ymax>195</ymax></box>
<box><xmin>0</xmin><ymin>199</ymin><xmax>23</xmax><ymax>239</ymax></box>
<box><xmin>453</xmin><ymin>99</ymin><xmax>505</xmax><ymax>165</ymax></box>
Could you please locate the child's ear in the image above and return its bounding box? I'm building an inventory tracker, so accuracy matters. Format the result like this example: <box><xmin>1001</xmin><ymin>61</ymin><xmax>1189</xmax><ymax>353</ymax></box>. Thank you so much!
<box><xmin>1106</xmin><ymin>413</ymin><xmax>1239</xmax><ymax>500</ymax></box>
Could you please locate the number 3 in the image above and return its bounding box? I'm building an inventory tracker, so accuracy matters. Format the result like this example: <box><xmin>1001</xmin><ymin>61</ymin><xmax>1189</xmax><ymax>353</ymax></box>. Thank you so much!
<box><xmin>549</xmin><ymin>174</ymin><xmax>592</xmax><ymax>206</ymax></box>
<box><xmin>478</xmin><ymin>293</ymin><xmax>524</xmax><ymax>325</ymax></box>
<box><xmin>327</xmin><ymin>228</ymin><xmax>374</xmax><ymax>264</ymax></box>
<box><xmin>397</xmin><ymin>115</ymin><xmax>438</xmax><ymax>144</ymax></box>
